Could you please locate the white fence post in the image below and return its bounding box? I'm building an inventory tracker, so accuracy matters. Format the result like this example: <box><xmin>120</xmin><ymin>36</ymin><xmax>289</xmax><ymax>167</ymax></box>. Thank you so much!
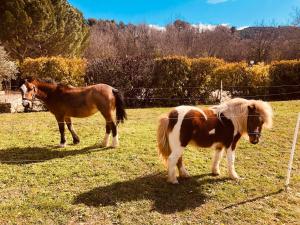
<box><xmin>285</xmin><ymin>112</ymin><xmax>300</xmax><ymax>187</ymax></box>
<box><xmin>220</xmin><ymin>80</ymin><xmax>223</xmax><ymax>103</ymax></box>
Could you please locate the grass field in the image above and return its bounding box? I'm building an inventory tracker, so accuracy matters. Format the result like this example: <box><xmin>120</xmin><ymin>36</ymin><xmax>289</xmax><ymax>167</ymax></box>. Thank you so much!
<box><xmin>0</xmin><ymin>101</ymin><xmax>300</xmax><ymax>224</ymax></box>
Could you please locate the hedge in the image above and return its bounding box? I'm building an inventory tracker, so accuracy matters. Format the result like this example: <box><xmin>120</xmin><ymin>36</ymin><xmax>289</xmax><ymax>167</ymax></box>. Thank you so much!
<box><xmin>210</xmin><ymin>62</ymin><xmax>271</xmax><ymax>99</ymax></box>
<box><xmin>19</xmin><ymin>56</ymin><xmax>299</xmax><ymax>107</ymax></box>
<box><xmin>86</xmin><ymin>56</ymin><xmax>300</xmax><ymax>106</ymax></box>
<box><xmin>269</xmin><ymin>60</ymin><xmax>300</xmax><ymax>100</ymax></box>
<box><xmin>86</xmin><ymin>56</ymin><xmax>155</xmax><ymax>107</ymax></box>
<box><xmin>20</xmin><ymin>57</ymin><xmax>87</xmax><ymax>86</ymax></box>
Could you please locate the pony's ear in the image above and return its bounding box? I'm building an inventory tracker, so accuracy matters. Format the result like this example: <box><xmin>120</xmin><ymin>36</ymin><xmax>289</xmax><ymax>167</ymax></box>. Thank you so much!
<box><xmin>26</xmin><ymin>76</ymin><xmax>34</xmax><ymax>82</ymax></box>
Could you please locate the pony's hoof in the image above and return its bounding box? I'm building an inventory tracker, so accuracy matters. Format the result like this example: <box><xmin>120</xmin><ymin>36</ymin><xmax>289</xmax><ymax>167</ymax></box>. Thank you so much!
<box><xmin>211</xmin><ymin>170</ymin><xmax>221</xmax><ymax>176</ymax></box>
<box><xmin>111</xmin><ymin>143</ymin><xmax>119</xmax><ymax>148</ymax></box>
<box><xmin>167</xmin><ymin>178</ymin><xmax>179</xmax><ymax>184</ymax></box>
<box><xmin>59</xmin><ymin>143</ymin><xmax>67</xmax><ymax>148</ymax></box>
<box><xmin>73</xmin><ymin>139</ymin><xmax>80</xmax><ymax>145</ymax></box>
<box><xmin>97</xmin><ymin>142</ymin><xmax>106</xmax><ymax>147</ymax></box>
<box><xmin>229</xmin><ymin>173</ymin><xmax>240</xmax><ymax>180</ymax></box>
<box><xmin>111</xmin><ymin>145</ymin><xmax>118</xmax><ymax>148</ymax></box>
<box><xmin>179</xmin><ymin>171</ymin><xmax>190</xmax><ymax>178</ymax></box>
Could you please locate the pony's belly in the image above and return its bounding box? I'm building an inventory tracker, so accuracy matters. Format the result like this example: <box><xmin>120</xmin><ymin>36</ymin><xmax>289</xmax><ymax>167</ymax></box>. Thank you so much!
<box><xmin>190</xmin><ymin>133</ymin><xmax>224</xmax><ymax>149</ymax></box>
<box><xmin>65</xmin><ymin>105</ymin><xmax>98</xmax><ymax>118</ymax></box>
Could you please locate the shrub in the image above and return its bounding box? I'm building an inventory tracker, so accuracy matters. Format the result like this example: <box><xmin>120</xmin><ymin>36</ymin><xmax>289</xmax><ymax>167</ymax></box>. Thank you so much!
<box><xmin>86</xmin><ymin>56</ymin><xmax>154</xmax><ymax>107</ymax></box>
<box><xmin>210</xmin><ymin>62</ymin><xmax>270</xmax><ymax>99</ymax></box>
<box><xmin>211</xmin><ymin>62</ymin><xmax>250</xmax><ymax>90</ymax></box>
<box><xmin>269</xmin><ymin>60</ymin><xmax>300</xmax><ymax>100</ymax></box>
<box><xmin>20</xmin><ymin>57</ymin><xmax>87</xmax><ymax>86</ymax></box>
<box><xmin>247</xmin><ymin>63</ymin><xmax>270</xmax><ymax>98</ymax></box>
<box><xmin>151</xmin><ymin>56</ymin><xmax>192</xmax><ymax>105</ymax></box>
<box><xmin>190</xmin><ymin>57</ymin><xmax>225</xmax><ymax>103</ymax></box>
<box><xmin>151</xmin><ymin>56</ymin><xmax>225</xmax><ymax>105</ymax></box>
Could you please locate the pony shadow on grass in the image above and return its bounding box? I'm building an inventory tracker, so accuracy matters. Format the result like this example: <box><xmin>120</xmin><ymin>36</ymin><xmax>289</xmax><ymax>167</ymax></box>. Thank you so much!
<box><xmin>0</xmin><ymin>145</ymin><xmax>111</xmax><ymax>164</ymax></box>
<box><xmin>74</xmin><ymin>173</ymin><xmax>229</xmax><ymax>214</ymax></box>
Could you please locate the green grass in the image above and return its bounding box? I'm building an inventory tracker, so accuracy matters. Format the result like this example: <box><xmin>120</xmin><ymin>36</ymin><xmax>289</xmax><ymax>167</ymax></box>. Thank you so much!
<box><xmin>0</xmin><ymin>101</ymin><xmax>300</xmax><ymax>224</ymax></box>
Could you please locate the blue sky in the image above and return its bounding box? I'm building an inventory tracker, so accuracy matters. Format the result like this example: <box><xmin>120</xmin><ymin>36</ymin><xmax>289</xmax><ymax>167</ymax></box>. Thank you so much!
<box><xmin>69</xmin><ymin>0</ymin><xmax>300</xmax><ymax>27</ymax></box>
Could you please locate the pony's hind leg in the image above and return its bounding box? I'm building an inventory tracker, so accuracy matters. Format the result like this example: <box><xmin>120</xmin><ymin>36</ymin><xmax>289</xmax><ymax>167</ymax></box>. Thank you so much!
<box><xmin>110</xmin><ymin>121</ymin><xmax>118</xmax><ymax>148</ymax></box>
<box><xmin>65</xmin><ymin>117</ymin><xmax>80</xmax><ymax>144</ymax></box>
<box><xmin>101</xmin><ymin>122</ymin><xmax>111</xmax><ymax>147</ymax></box>
<box><xmin>167</xmin><ymin>132</ymin><xmax>185</xmax><ymax>184</ymax></box>
<box><xmin>177</xmin><ymin>156</ymin><xmax>190</xmax><ymax>178</ymax></box>
<box><xmin>99</xmin><ymin>107</ymin><xmax>119</xmax><ymax>148</ymax></box>
<box><xmin>211</xmin><ymin>148</ymin><xmax>224</xmax><ymax>176</ymax></box>
<box><xmin>101</xmin><ymin>120</ymin><xmax>118</xmax><ymax>148</ymax></box>
<box><xmin>167</xmin><ymin>150</ymin><xmax>183</xmax><ymax>184</ymax></box>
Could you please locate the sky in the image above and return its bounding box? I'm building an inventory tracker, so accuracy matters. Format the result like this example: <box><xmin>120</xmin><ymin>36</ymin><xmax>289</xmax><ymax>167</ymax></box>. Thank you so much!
<box><xmin>69</xmin><ymin>0</ymin><xmax>300</xmax><ymax>28</ymax></box>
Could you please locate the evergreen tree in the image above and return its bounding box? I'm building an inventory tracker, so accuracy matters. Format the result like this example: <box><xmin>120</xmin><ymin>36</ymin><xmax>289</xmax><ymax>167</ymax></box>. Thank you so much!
<box><xmin>0</xmin><ymin>0</ymin><xmax>89</xmax><ymax>61</ymax></box>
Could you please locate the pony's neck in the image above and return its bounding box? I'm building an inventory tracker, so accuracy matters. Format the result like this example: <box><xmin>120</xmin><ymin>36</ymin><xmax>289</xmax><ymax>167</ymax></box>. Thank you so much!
<box><xmin>214</xmin><ymin>101</ymin><xmax>248</xmax><ymax>135</ymax></box>
<box><xmin>33</xmin><ymin>80</ymin><xmax>57</xmax><ymax>102</ymax></box>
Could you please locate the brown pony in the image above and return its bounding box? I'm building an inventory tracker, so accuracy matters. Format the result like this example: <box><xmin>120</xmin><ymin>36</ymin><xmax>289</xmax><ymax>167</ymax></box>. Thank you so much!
<box><xmin>157</xmin><ymin>98</ymin><xmax>273</xmax><ymax>184</ymax></box>
<box><xmin>20</xmin><ymin>78</ymin><xmax>127</xmax><ymax>148</ymax></box>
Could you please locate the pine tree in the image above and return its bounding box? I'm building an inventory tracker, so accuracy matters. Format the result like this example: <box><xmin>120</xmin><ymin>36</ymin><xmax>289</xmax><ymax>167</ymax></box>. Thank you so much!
<box><xmin>0</xmin><ymin>0</ymin><xmax>89</xmax><ymax>61</ymax></box>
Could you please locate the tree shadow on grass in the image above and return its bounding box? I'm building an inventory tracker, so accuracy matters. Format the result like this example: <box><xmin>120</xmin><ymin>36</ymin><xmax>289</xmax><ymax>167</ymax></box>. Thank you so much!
<box><xmin>0</xmin><ymin>145</ymin><xmax>111</xmax><ymax>164</ymax></box>
<box><xmin>73</xmin><ymin>173</ymin><xmax>229</xmax><ymax>214</ymax></box>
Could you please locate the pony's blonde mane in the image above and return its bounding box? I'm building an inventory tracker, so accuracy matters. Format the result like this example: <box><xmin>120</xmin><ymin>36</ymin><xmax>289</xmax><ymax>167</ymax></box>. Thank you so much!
<box><xmin>211</xmin><ymin>98</ymin><xmax>273</xmax><ymax>135</ymax></box>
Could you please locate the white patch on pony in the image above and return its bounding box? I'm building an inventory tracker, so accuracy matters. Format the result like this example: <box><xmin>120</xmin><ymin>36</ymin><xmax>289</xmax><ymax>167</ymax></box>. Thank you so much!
<box><xmin>102</xmin><ymin>133</ymin><xmax>110</xmax><ymax>147</ymax></box>
<box><xmin>212</xmin><ymin>148</ymin><xmax>224</xmax><ymax>175</ymax></box>
<box><xmin>226</xmin><ymin>147</ymin><xmax>240</xmax><ymax>179</ymax></box>
<box><xmin>167</xmin><ymin>106</ymin><xmax>207</xmax><ymax>184</ymax></box>
<box><xmin>111</xmin><ymin>134</ymin><xmax>119</xmax><ymax>148</ymax></box>
<box><xmin>20</xmin><ymin>84</ymin><xmax>27</xmax><ymax>94</ymax></box>
<box><xmin>178</xmin><ymin>163</ymin><xmax>190</xmax><ymax>178</ymax></box>
<box><xmin>209</xmin><ymin>129</ymin><xmax>215</xmax><ymax>135</ymax></box>
<box><xmin>20</xmin><ymin>84</ymin><xmax>30</xmax><ymax>106</ymax></box>
<box><xmin>59</xmin><ymin>143</ymin><xmax>67</xmax><ymax>148</ymax></box>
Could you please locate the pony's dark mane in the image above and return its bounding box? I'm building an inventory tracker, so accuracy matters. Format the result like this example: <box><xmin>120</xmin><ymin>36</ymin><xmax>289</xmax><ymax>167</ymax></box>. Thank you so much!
<box><xmin>31</xmin><ymin>78</ymin><xmax>75</xmax><ymax>90</ymax></box>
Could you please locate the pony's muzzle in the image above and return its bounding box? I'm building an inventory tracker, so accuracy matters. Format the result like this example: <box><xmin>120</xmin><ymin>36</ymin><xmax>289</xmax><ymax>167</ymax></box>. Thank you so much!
<box><xmin>22</xmin><ymin>99</ymin><xmax>31</xmax><ymax>108</ymax></box>
<box><xmin>249</xmin><ymin>135</ymin><xmax>259</xmax><ymax>144</ymax></box>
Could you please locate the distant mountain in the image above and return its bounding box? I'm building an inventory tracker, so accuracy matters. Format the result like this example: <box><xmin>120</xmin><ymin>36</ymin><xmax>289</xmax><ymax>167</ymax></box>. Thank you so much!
<box><xmin>238</xmin><ymin>26</ymin><xmax>300</xmax><ymax>39</ymax></box>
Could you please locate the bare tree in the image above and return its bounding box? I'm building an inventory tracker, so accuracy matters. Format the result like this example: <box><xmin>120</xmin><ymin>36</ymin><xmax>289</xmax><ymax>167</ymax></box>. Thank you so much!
<box><xmin>85</xmin><ymin>19</ymin><xmax>300</xmax><ymax>62</ymax></box>
<box><xmin>292</xmin><ymin>7</ymin><xmax>300</xmax><ymax>26</ymax></box>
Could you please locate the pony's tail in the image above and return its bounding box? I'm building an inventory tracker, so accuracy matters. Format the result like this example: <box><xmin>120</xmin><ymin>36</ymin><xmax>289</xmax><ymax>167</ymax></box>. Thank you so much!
<box><xmin>157</xmin><ymin>115</ymin><xmax>171</xmax><ymax>166</ymax></box>
<box><xmin>112</xmin><ymin>89</ymin><xmax>127</xmax><ymax>124</ymax></box>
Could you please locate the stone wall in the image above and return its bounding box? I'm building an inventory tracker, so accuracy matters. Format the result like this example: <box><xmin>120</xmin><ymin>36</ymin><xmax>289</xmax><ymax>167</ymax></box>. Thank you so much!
<box><xmin>0</xmin><ymin>91</ymin><xmax>46</xmax><ymax>113</ymax></box>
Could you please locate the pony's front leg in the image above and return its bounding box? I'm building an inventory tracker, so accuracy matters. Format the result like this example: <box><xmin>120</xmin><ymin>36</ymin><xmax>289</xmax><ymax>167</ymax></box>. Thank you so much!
<box><xmin>226</xmin><ymin>147</ymin><xmax>240</xmax><ymax>179</ymax></box>
<box><xmin>57</xmin><ymin>120</ymin><xmax>66</xmax><ymax>147</ymax></box>
<box><xmin>177</xmin><ymin>156</ymin><xmax>190</xmax><ymax>178</ymax></box>
<box><xmin>212</xmin><ymin>148</ymin><xmax>224</xmax><ymax>176</ymax></box>
<box><xmin>65</xmin><ymin>117</ymin><xmax>80</xmax><ymax>144</ymax></box>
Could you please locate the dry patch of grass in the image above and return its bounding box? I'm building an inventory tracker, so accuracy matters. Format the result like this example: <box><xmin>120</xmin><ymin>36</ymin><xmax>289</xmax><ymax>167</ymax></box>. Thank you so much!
<box><xmin>0</xmin><ymin>101</ymin><xmax>299</xmax><ymax>224</ymax></box>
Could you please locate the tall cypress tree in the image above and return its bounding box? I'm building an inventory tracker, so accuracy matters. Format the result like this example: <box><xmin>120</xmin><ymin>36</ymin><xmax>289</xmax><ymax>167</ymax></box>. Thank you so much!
<box><xmin>0</xmin><ymin>0</ymin><xmax>89</xmax><ymax>61</ymax></box>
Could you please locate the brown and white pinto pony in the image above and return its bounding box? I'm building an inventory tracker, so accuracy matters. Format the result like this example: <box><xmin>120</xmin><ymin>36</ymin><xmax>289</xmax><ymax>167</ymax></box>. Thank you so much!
<box><xmin>157</xmin><ymin>98</ymin><xmax>273</xmax><ymax>184</ymax></box>
<box><xmin>20</xmin><ymin>78</ymin><xmax>127</xmax><ymax>147</ymax></box>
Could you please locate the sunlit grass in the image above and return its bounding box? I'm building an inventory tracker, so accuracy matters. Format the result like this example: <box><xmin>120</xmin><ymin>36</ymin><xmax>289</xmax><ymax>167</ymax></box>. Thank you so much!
<box><xmin>0</xmin><ymin>101</ymin><xmax>299</xmax><ymax>224</ymax></box>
